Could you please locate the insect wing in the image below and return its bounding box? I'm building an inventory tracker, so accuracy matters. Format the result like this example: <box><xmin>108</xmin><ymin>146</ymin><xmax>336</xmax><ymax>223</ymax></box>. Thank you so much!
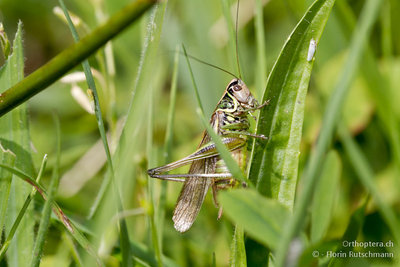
<box><xmin>172</xmin><ymin>130</ymin><xmax>215</xmax><ymax>233</ymax></box>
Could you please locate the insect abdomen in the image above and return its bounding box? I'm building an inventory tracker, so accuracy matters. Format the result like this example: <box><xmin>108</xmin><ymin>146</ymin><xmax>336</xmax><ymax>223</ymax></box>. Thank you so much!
<box><xmin>215</xmin><ymin>147</ymin><xmax>247</xmax><ymax>174</ymax></box>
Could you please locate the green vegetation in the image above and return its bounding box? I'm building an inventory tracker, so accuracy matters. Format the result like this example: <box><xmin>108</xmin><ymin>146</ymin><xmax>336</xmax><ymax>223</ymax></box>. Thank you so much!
<box><xmin>0</xmin><ymin>0</ymin><xmax>399</xmax><ymax>266</ymax></box>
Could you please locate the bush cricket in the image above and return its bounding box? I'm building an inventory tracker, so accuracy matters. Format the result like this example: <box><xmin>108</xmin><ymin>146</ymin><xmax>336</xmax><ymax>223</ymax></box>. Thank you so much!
<box><xmin>147</xmin><ymin>78</ymin><xmax>267</xmax><ymax>232</ymax></box>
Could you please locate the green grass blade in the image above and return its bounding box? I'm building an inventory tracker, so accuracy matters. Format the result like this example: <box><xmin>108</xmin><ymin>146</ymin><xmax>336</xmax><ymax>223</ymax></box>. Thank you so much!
<box><xmin>335</xmin><ymin>0</ymin><xmax>400</xmax><ymax>177</ymax></box>
<box><xmin>58</xmin><ymin>1</ymin><xmax>132</xmax><ymax>265</ymax></box>
<box><xmin>327</xmin><ymin>199</ymin><xmax>368</xmax><ymax>267</ymax></box>
<box><xmin>30</xmin><ymin>116</ymin><xmax>60</xmax><ymax>267</ymax></box>
<box><xmin>254</xmin><ymin>0</ymin><xmax>267</xmax><ymax>95</ymax></box>
<box><xmin>156</xmin><ymin>46</ymin><xmax>180</xmax><ymax>244</ymax></box>
<box><xmin>219</xmin><ymin>189</ymin><xmax>290</xmax><ymax>250</ymax></box>
<box><xmin>129</xmin><ymin>240</ymin><xmax>180</xmax><ymax>267</ymax></box>
<box><xmin>62</xmin><ymin>232</ymin><xmax>84</xmax><ymax>267</ymax></box>
<box><xmin>298</xmin><ymin>240</ymin><xmax>341</xmax><ymax>267</ymax></box>
<box><xmin>212</xmin><ymin>252</ymin><xmax>216</xmax><ymax>267</ymax></box>
<box><xmin>163</xmin><ymin>46</ymin><xmax>180</xmax><ymax>164</ymax></box>
<box><xmin>310</xmin><ymin>150</ymin><xmax>341</xmax><ymax>243</ymax></box>
<box><xmin>220</xmin><ymin>0</ymin><xmax>239</xmax><ymax>77</ymax></box>
<box><xmin>0</xmin><ymin>21</ymin><xmax>35</xmax><ymax>267</ymax></box>
<box><xmin>0</xmin><ymin>0</ymin><xmax>156</xmax><ymax>116</ymax></box>
<box><xmin>274</xmin><ymin>1</ymin><xmax>383</xmax><ymax>266</ymax></box>
<box><xmin>0</xmin><ymin>148</ymin><xmax>15</xmax><ymax>250</ymax></box>
<box><xmin>338</xmin><ymin>125</ymin><xmax>400</xmax><ymax>245</ymax></box>
<box><xmin>0</xmin><ymin>162</ymin><xmax>103</xmax><ymax>265</ymax></box>
<box><xmin>145</xmin><ymin>45</ymin><xmax>181</xmax><ymax>266</ymax></box>
<box><xmin>0</xmin><ymin>164</ymin><xmax>48</xmax><ymax>196</ymax></box>
<box><xmin>91</xmin><ymin>1</ymin><xmax>166</xmax><ymax>264</ymax></box>
<box><xmin>146</xmin><ymin>84</ymin><xmax>162</xmax><ymax>266</ymax></box>
<box><xmin>230</xmin><ymin>225</ymin><xmax>246</xmax><ymax>267</ymax></box>
<box><xmin>249</xmin><ymin>0</ymin><xmax>336</xmax><ymax>209</ymax></box>
<box><xmin>244</xmin><ymin>2</ymin><xmax>268</xmax><ymax>261</ymax></box>
<box><xmin>182</xmin><ymin>45</ymin><xmax>205</xmax><ymax>115</ymax></box>
<box><xmin>0</xmin><ymin>154</ymin><xmax>47</xmax><ymax>260</ymax></box>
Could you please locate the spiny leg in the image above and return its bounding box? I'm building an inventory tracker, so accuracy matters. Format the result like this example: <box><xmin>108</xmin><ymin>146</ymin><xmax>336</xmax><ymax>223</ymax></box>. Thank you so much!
<box><xmin>149</xmin><ymin>173</ymin><xmax>233</xmax><ymax>182</ymax></box>
<box><xmin>148</xmin><ymin>138</ymin><xmax>246</xmax><ymax>176</ymax></box>
<box><xmin>245</xmin><ymin>100</ymin><xmax>270</xmax><ymax>120</ymax></box>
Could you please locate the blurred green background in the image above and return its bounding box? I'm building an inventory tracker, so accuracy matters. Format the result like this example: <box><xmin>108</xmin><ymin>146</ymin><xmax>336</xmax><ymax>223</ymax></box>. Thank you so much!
<box><xmin>0</xmin><ymin>0</ymin><xmax>399</xmax><ymax>266</ymax></box>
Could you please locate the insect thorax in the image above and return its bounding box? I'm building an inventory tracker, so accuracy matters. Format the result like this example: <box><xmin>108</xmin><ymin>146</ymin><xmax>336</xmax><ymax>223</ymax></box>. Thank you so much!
<box><xmin>217</xmin><ymin>93</ymin><xmax>250</xmax><ymax>134</ymax></box>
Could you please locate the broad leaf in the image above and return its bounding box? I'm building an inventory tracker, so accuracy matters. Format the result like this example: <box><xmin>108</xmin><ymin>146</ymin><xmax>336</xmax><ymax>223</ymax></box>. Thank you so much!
<box><xmin>219</xmin><ymin>189</ymin><xmax>290</xmax><ymax>250</ymax></box>
<box><xmin>0</xmin><ymin>22</ymin><xmax>35</xmax><ymax>266</ymax></box>
<box><xmin>249</xmin><ymin>0</ymin><xmax>336</xmax><ymax>210</ymax></box>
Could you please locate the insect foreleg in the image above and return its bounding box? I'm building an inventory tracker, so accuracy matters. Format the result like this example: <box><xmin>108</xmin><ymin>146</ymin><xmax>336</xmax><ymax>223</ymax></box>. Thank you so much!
<box><xmin>240</xmin><ymin>100</ymin><xmax>270</xmax><ymax>113</ymax></box>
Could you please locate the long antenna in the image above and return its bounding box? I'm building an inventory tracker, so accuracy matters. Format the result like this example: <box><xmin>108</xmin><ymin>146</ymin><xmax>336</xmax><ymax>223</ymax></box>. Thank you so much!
<box><xmin>235</xmin><ymin>0</ymin><xmax>242</xmax><ymax>80</ymax></box>
<box><xmin>181</xmin><ymin>52</ymin><xmax>239</xmax><ymax>79</ymax></box>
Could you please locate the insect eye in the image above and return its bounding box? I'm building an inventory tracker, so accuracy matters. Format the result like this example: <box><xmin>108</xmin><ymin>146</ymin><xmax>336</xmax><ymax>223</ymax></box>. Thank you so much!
<box><xmin>233</xmin><ymin>85</ymin><xmax>242</xmax><ymax>91</ymax></box>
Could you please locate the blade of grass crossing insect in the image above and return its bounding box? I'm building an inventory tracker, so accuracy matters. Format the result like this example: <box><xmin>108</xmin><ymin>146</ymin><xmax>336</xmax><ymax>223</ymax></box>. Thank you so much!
<box><xmin>338</xmin><ymin>125</ymin><xmax>400</xmax><ymax>247</ymax></box>
<box><xmin>0</xmin><ymin>22</ymin><xmax>35</xmax><ymax>267</ymax></box>
<box><xmin>275</xmin><ymin>1</ymin><xmax>383</xmax><ymax>266</ymax></box>
<box><xmin>245</xmin><ymin>2</ymin><xmax>269</xmax><ymax>262</ymax></box>
<box><xmin>221</xmin><ymin>1</ymin><xmax>250</xmax><ymax>253</ymax></box>
<box><xmin>182</xmin><ymin>45</ymin><xmax>246</xmax><ymax>183</ymax></box>
<box><xmin>230</xmin><ymin>225</ymin><xmax>246</xmax><ymax>267</ymax></box>
<box><xmin>30</xmin><ymin>115</ymin><xmax>61</xmax><ymax>267</ymax></box>
<box><xmin>0</xmin><ymin>155</ymin><xmax>47</xmax><ymax>260</ymax></box>
<box><xmin>58</xmin><ymin>1</ymin><xmax>132</xmax><ymax>265</ymax></box>
<box><xmin>157</xmin><ymin>46</ymin><xmax>180</xmax><ymax>249</ymax></box>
